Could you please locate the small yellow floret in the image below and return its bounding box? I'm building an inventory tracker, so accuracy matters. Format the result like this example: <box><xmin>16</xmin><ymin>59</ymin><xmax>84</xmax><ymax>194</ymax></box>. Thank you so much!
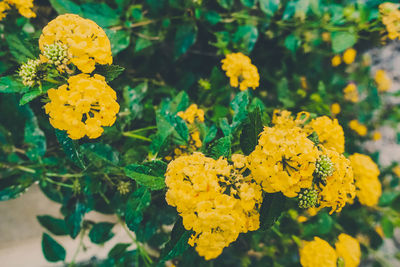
<box><xmin>348</xmin><ymin>120</ymin><xmax>367</xmax><ymax>136</ymax></box>
<box><xmin>331</xmin><ymin>55</ymin><xmax>341</xmax><ymax>67</ymax></box>
<box><xmin>299</xmin><ymin>237</ymin><xmax>337</xmax><ymax>267</ymax></box>
<box><xmin>335</xmin><ymin>233</ymin><xmax>361</xmax><ymax>267</ymax></box>
<box><xmin>343</xmin><ymin>83</ymin><xmax>359</xmax><ymax>103</ymax></box>
<box><xmin>343</xmin><ymin>48</ymin><xmax>357</xmax><ymax>64</ymax></box>
<box><xmin>330</xmin><ymin>103</ymin><xmax>341</xmax><ymax>115</ymax></box>
<box><xmin>375</xmin><ymin>69</ymin><xmax>392</xmax><ymax>92</ymax></box>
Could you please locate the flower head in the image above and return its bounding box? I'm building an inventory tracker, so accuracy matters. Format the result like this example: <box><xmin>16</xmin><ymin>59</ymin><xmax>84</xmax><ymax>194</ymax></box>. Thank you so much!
<box><xmin>221</xmin><ymin>52</ymin><xmax>259</xmax><ymax>91</ymax></box>
<box><xmin>39</xmin><ymin>14</ymin><xmax>112</xmax><ymax>73</ymax></box>
<box><xmin>299</xmin><ymin>237</ymin><xmax>337</xmax><ymax>267</ymax></box>
<box><xmin>42</xmin><ymin>42</ymin><xmax>70</xmax><ymax>67</ymax></box>
<box><xmin>177</xmin><ymin>104</ymin><xmax>205</xmax><ymax>124</ymax></box>
<box><xmin>343</xmin><ymin>83</ymin><xmax>359</xmax><ymax>103</ymax></box>
<box><xmin>335</xmin><ymin>233</ymin><xmax>361</xmax><ymax>267</ymax></box>
<box><xmin>330</xmin><ymin>103</ymin><xmax>341</xmax><ymax>115</ymax></box>
<box><xmin>380</xmin><ymin>3</ymin><xmax>400</xmax><ymax>40</ymax></box>
<box><xmin>331</xmin><ymin>55</ymin><xmax>341</xmax><ymax>67</ymax></box>
<box><xmin>349</xmin><ymin>120</ymin><xmax>367</xmax><ymax>136</ymax></box>
<box><xmin>375</xmin><ymin>69</ymin><xmax>392</xmax><ymax>92</ymax></box>
<box><xmin>44</xmin><ymin>74</ymin><xmax>119</xmax><ymax>139</ymax></box>
<box><xmin>0</xmin><ymin>0</ymin><xmax>35</xmax><ymax>21</ymax></box>
<box><xmin>18</xmin><ymin>59</ymin><xmax>45</xmax><ymax>87</ymax></box>
<box><xmin>343</xmin><ymin>48</ymin><xmax>357</xmax><ymax>64</ymax></box>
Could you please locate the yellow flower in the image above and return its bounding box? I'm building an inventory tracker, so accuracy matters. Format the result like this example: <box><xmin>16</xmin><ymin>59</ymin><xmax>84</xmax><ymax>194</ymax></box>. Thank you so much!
<box><xmin>331</xmin><ymin>55</ymin><xmax>341</xmax><ymax>67</ymax></box>
<box><xmin>221</xmin><ymin>52</ymin><xmax>259</xmax><ymax>91</ymax></box>
<box><xmin>322</xmin><ymin>32</ymin><xmax>331</xmax><ymax>42</ymax></box>
<box><xmin>44</xmin><ymin>74</ymin><xmax>119</xmax><ymax>139</ymax></box>
<box><xmin>165</xmin><ymin>153</ymin><xmax>262</xmax><ymax>260</ymax></box>
<box><xmin>375</xmin><ymin>69</ymin><xmax>392</xmax><ymax>92</ymax></box>
<box><xmin>39</xmin><ymin>14</ymin><xmax>112</xmax><ymax>73</ymax></box>
<box><xmin>335</xmin><ymin>233</ymin><xmax>361</xmax><ymax>267</ymax></box>
<box><xmin>379</xmin><ymin>3</ymin><xmax>400</xmax><ymax>40</ymax></box>
<box><xmin>349</xmin><ymin>153</ymin><xmax>382</xmax><ymax>206</ymax></box>
<box><xmin>272</xmin><ymin>109</ymin><xmax>310</xmax><ymax>129</ymax></box>
<box><xmin>343</xmin><ymin>48</ymin><xmax>357</xmax><ymax>64</ymax></box>
<box><xmin>299</xmin><ymin>237</ymin><xmax>337</xmax><ymax>267</ymax></box>
<box><xmin>305</xmin><ymin>116</ymin><xmax>345</xmax><ymax>153</ymax></box>
<box><xmin>375</xmin><ymin>225</ymin><xmax>385</xmax><ymax>238</ymax></box>
<box><xmin>0</xmin><ymin>0</ymin><xmax>35</xmax><ymax>21</ymax></box>
<box><xmin>393</xmin><ymin>166</ymin><xmax>400</xmax><ymax>178</ymax></box>
<box><xmin>177</xmin><ymin>104</ymin><xmax>205</xmax><ymax>124</ymax></box>
<box><xmin>373</xmin><ymin>131</ymin><xmax>382</xmax><ymax>141</ymax></box>
<box><xmin>330</xmin><ymin>103</ymin><xmax>341</xmax><ymax>115</ymax></box>
<box><xmin>343</xmin><ymin>83</ymin><xmax>359</xmax><ymax>103</ymax></box>
<box><xmin>348</xmin><ymin>120</ymin><xmax>367</xmax><ymax>136</ymax></box>
<box><xmin>248</xmin><ymin>126</ymin><xmax>320</xmax><ymax>197</ymax></box>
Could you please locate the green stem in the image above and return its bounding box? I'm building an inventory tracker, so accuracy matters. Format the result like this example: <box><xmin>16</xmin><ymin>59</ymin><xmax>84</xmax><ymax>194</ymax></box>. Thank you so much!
<box><xmin>46</xmin><ymin>173</ymin><xmax>83</xmax><ymax>178</ymax></box>
<box><xmin>45</xmin><ymin>177</ymin><xmax>74</xmax><ymax>188</ymax></box>
<box><xmin>122</xmin><ymin>132</ymin><xmax>152</xmax><ymax>142</ymax></box>
<box><xmin>125</xmin><ymin>126</ymin><xmax>157</xmax><ymax>134</ymax></box>
<box><xmin>68</xmin><ymin>229</ymin><xmax>85</xmax><ymax>267</ymax></box>
<box><xmin>16</xmin><ymin>165</ymin><xmax>36</xmax><ymax>173</ymax></box>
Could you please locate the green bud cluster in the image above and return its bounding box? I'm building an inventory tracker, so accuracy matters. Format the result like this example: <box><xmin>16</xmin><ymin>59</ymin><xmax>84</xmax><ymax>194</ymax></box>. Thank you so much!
<box><xmin>117</xmin><ymin>181</ymin><xmax>131</xmax><ymax>195</ymax></box>
<box><xmin>72</xmin><ymin>179</ymin><xmax>81</xmax><ymax>194</ymax></box>
<box><xmin>315</xmin><ymin>155</ymin><xmax>334</xmax><ymax>180</ymax></box>
<box><xmin>298</xmin><ymin>188</ymin><xmax>318</xmax><ymax>209</ymax></box>
<box><xmin>18</xmin><ymin>59</ymin><xmax>43</xmax><ymax>87</ymax></box>
<box><xmin>43</xmin><ymin>42</ymin><xmax>69</xmax><ymax>66</ymax></box>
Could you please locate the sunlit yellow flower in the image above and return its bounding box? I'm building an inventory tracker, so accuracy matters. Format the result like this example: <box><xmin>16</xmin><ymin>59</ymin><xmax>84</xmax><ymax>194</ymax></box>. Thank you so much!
<box><xmin>330</xmin><ymin>103</ymin><xmax>341</xmax><ymax>115</ymax></box>
<box><xmin>299</xmin><ymin>237</ymin><xmax>337</xmax><ymax>267</ymax></box>
<box><xmin>349</xmin><ymin>120</ymin><xmax>367</xmax><ymax>136</ymax></box>
<box><xmin>335</xmin><ymin>233</ymin><xmax>361</xmax><ymax>267</ymax></box>
<box><xmin>343</xmin><ymin>48</ymin><xmax>357</xmax><ymax>64</ymax></box>
<box><xmin>221</xmin><ymin>52</ymin><xmax>259</xmax><ymax>91</ymax></box>
<box><xmin>44</xmin><ymin>74</ymin><xmax>119</xmax><ymax>139</ymax></box>
<box><xmin>380</xmin><ymin>3</ymin><xmax>400</xmax><ymax>40</ymax></box>
<box><xmin>306</xmin><ymin>116</ymin><xmax>345</xmax><ymax>153</ymax></box>
<box><xmin>331</xmin><ymin>55</ymin><xmax>341</xmax><ymax>67</ymax></box>
<box><xmin>349</xmin><ymin>153</ymin><xmax>382</xmax><ymax>206</ymax></box>
<box><xmin>343</xmin><ymin>83</ymin><xmax>359</xmax><ymax>103</ymax></box>
<box><xmin>0</xmin><ymin>0</ymin><xmax>35</xmax><ymax>21</ymax></box>
<box><xmin>39</xmin><ymin>14</ymin><xmax>112</xmax><ymax>73</ymax></box>
<box><xmin>373</xmin><ymin>131</ymin><xmax>382</xmax><ymax>141</ymax></box>
<box><xmin>375</xmin><ymin>69</ymin><xmax>392</xmax><ymax>92</ymax></box>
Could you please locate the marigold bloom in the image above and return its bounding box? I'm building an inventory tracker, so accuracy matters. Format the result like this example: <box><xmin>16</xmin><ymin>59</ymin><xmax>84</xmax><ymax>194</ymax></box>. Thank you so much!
<box><xmin>349</xmin><ymin>153</ymin><xmax>381</xmax><ymax>206</ymax></box>
<box><xmin>39</xmin><ymin>14</ymin><xmax>112</xmax><ymax>73</ymax></box>
<box><xmin>343</xmin><ymin>83</ymin><xmax>359</xmax><ymax>103</ymax></box>
<box><xmin>0</xmin><ymin>0</ymin><xmax>35</xmax><ymax>21</ymax></box>
<box><xmin>380</xmin><ymin>3</ymin><xmax>400</xmax><ymax>40</ymax></box>
<box><xmin>331</xmin><ymin>55</ymin><xmax>341</xmax><ymax>67</ymax></box>
<box><xmin>44</xmin><ymin>74</ymin><xmax>119</xmax><ymax>139</ymax></box>
<box><xmin>248</xmin><ymin>126</ymin><xmax>320</xmax><ymax>197</ymax></box>
<box><xmin>305</xmin><ymin>116</ymin><xmax>345</xmax><ymax>153</ymax></box>
<box><xmin>221</xmin><ymin>52</ymin><xmax>259</xmax><ymax>91</ymax></box>
<box><xmin>343</xmin><ymin>48</ymin><xmax>357</xmax><ymax>64</ymax></box>
<box><xmin>165</xmin><ymin>153</ymin><xmax>262</xmax><ymax>260</ymax></box>
<box><xmin>375</xmin><ymin>69</ymin><xmax>392</xmax><ymax>92</ymax></box>
<box><xmin>335</xmin><ymin>233</ymin><xmax>361</xmax><ymax>267</ymax></box>
<box><xmin>349</xmin><ymin>120</ymin><xmax>367</xmax><ymax>136</ymax></box>
<box><xmin>330</xmin><ymin>103</ymin><xmax>341</xmax><ymax>115</ymax></box>
<box><xmin>299</xmin><ymin>237</ymin><xmax>337</xmax><ymax>267</ymax></box>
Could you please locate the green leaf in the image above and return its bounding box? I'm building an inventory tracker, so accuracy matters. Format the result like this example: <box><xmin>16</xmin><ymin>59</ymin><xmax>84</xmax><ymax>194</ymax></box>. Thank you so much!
<box><xmin>233</xmin><ymin>25</ymin><xmax>259</xmax><ymax>53</ymax></box>
<box><xmin>231</xmin><ymin>90</ymin><xmax>249</xmax><ymax>131</ymax></box>
<box><xmin>105</xmin><ymin>29</ymin><xmax>131</xmax><ymax>55</ymax></box>
<box><xmin>207</xmin><ymin>136</ymin><xmax>231</xmax><ymax>159</ymax></box>
<box><xmin>277</xmin><ymin>77</ymin><xmax>295</xmax><ymax>108</ymax></box>
<box><xmin>24</xmin><ymin>109</ymin><xmax>46</xmax><ymax>161</ymax></box>
<box><xmin>241</xmin><ymin>0</ymin><xmax>256</xmax><ymax>7</ymax></box>
<box><xmin>42</xmin><ymin>233</ymin><xmax>66</xmax><ymax>262</ymax></box>
<box><xmin>94</xmin><ymin>64</ymin><xmax>125</xmax><ymax>82</ymax></box>
<box><xmin>37</xmin><ymin>215</ymin><xmax>68</xmax><ymax>236</ymax></box>
<box><xmin>49</xmin><ymin>0</ymin><xmax>82</xmax><ymax>14</ymax></box>
<box><xmin>204</xmin><ymin>11</ymin><xmax>221</xmax><ymax>25</ymax></box>
<box><xmin>174</xmin><ymin>24</ymin><xmax>198</xmax><ymax>59</ymax></box>
<box><xmin>135</xmin><ymin>37</ymin><xmax>153</xmax><ymax>52</ymax></box>
<box><xmin>19</xmin><ymin>89</ymin><xmax>42</xmax><ymax>105</ymax></box>
<box><xmin>125</xmin><ymin>187</ymin><xmax>151</xmax><ymax>231</ymax></box>
<box><xmin>5</xmin><ymin>34</ymin><xmax>36</xmax><ymax>63</ymax></box>
<box><xmin>284</xmin><ymin>34</ymin><xmax>301</xmax><ymax>53</ymax></box>
<box><xmin>55</xmin><ymin>130</ymin><xmax>85</xmax><ymax>169</ymax></box>
<box><xmin>0</xmin><ymin>76</ymin><xmax>27</xmax><ymax>93</ymax></box>
<box><xmin>80</xmin><ymin>143</ymin><xmax>120</xmax><ymax>166</ymax></box>
<box><xmin>0</xmin><ymin>175</ymin><xmax>34</xmax><ymax>201</ymax></box>
<box><xmin>123</xmin><ymin>82</ymin><xmax>147</xmax><ymax>120</ymax></box>
<box><xmin>390</xmin><ymin>195</ymin><xmax>400</xmax><ymax>212</ymax></box>
<box><xmin>82</xmin><ymin>3</ymin><xmax>120</xmax><ymax>27</ymax></box>
<box><xmin>167</xmin><ymin>91</ymin><xmax>189</xmax><ymax>114</ymax></box>
<box><xmin>124</xmin><ymin>164</ymin><xmax>166</xmax><ymax>190</ymax></box>
<box><xmin>303</xmin><ymin>212</ymin><xmax>333</xmax><ymax>236</ymax></box>
<box><xmin>89</xmin><ymin>222</ymin><xmax>115</xmax><ymax>244</ymax></box>
<box><xmin>108</xmin><ymin>243</ymin><xmax>131</xmax><ymax>259</ymax></box>
<box><xmin>259</xmin><ymin>0</ymin><xmax>280</xmax><ymax>16</ymax></box>
<box><xmin>259</xmin><ymin>193</ymin><xmax>286</xmax><ymax>230</ymax></box>
<box><xmin>331</xmin><ymin>31</ymin><xmax>357</xmax><ymax>53</ymax></box>
<box><xmin>64</xmin><ymin>198</ymin><xmax>88</xmax><ymax>239</ymax></box>
<box><xmin>240</xmin><ymin>107</ymin><xmax>263</xmax><ymax>155</ymax></box>
<box><xmin>217</xmin><ymin>0</ymin><xmax>234</xmax><ymax>9</ymax></box>
<box><xmin>381</xmin><ymin>216</ymin><xmax>394</xmax><ymax>238</ymax></box>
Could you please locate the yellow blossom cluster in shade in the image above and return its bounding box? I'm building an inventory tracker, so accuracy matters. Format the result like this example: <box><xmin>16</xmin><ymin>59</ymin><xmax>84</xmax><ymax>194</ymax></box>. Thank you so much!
<box><xmin>299</xmin><ymin>237</ymin><xmax>337</xmax><ymax>267</ymax></box>
<box><xmin>392</xmin><ymin>165</ymin><xmax>400</xmax><ymax>178</ymax></box>
<box><xmin>221</xmin><ymin>52</ymin><xmax>259</xmax><ymax>91</ymax></box>
<box><xmin>343</xmin><ymin>83</ymin><xmax>359</xmax><ymax>103</ymax></box>
<box><xmin>335</xmin><ymin>233</ymin><xmax>361</xmax><ymax>267</ymax></box>
<box><xmin>349</xmin><ymin>120</ymin><xmax>367</xmax><ymax>136</ymax></box>
<box><xmin>379</xmin><ymin>3</ymin><xmax>400</xmax><ymax>40</ymax></box>
<box><xmin>44</xmin><ymin>74</ymin><xmax>119</xmax><ymax>139</ymax></box>
<box><xmin>349</xmin><ymin>153</ymin><xmax>382</xmax><ymax>207</ymax></box>
<box><xmin>177</xmin><ymin>104</ymin><xmax>205</xmax><ymax>124</ymax></box>
<box><xmin>375</xmin><ymin>69</ymin><xmax>392</xmax><ymax>92</ymax></box>
<box><xmin>39</xmin><ymin>14</ymin><xmax>112</xmax><ymax>73</ymax></box>
<box><xmin>165</xmin><ymin>153</ymin><xmax>262</xmax><ymax>260</ymax></box>
<box><xmin>330</xmin><ymin>103</ymin><xmax>341</xmax><ymax>115</ymax></box>
<box><xmin>331</xmin><ymin>48</ymin><xmax>357</xmax><ymax>66</ymax></box>
<box><xmin>0</xmin><ymin>0</ymin><xmax>35</xmax><ymax>21</ymax></box>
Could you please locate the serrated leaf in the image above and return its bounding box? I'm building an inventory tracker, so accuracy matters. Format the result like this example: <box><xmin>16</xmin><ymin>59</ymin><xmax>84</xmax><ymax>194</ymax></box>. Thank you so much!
<box><xmin>240</xmin><ymin>107</ymin><xmax>263</xmax><ymax>155</ymax></box>
<box><xmin>0</xmin><ymin>76</ymin><xmax>27</xmax><ymax>93</ymax></box>
<box><xmin>259</xmin><ymin>193</ymin><xmax>286</xmax><ymax>230</ymax></box>
<box><xmin>207</xmin><ymin>136</ymin><xmax>231</xmax><ymax>159</ymax></box>
<box><xmin>82</xmin><ymin>3</ymin><xmax>120</xmax><ymax>27</ymax></box>
<box><xmin>125</xmin><ymin>187</ymin><xmax>151</xmax><ymax>231</ymax></box>
<box><xmin>95</xmin><ymin>64</ymin><xmax>125</xmax><ymax>82</ymax></box>
<box><xmin>105</xmin><ymin>29</ymin><xmax>130</xmax><ymax>55</ymax></box>
<box><xmin>19</xmin><ymin>89</ymin><xmax>42</xmax><ymax>105</ymax></box>
<box><xmin>55</xmin><ymin>130</ymin><xmax>85</xmax><ymax>169</ymax></box>
<box><xmin>64</xmin><ymin>197</ymin><xmax>88</xmax><ymax>239</ymax></box>
<box><xmin>49</xmin><ymin>0</ymin><xmax>82</xmax><ymax>14</ymax></box>
<box><xmin>174</xmin><ymin>24</ymin><xmax>197</xmax><ymax>59</ymax></box>
<box><xmin>331</xmin><ymin>31</ymin><xmax>357</xmax><ymax>53</ymax></box>
<box><xmin>108</xmin><ymin>243</ymin><xmax>131</xmax><ymax>259</ymax></box>
<box><xmin>233</xmin><ymin>25</ymin><xmax>259</xmax><ymax>53</ymax></box>
<box><xmin>231</xmin><ymin>90</ymin><xmax>249</xmax><ymax>131</ymax></box>
<box><xmin>241</xmin><ymin>0</ymin><xmax>256</xmax><ymax>7</ymax></box>
<box><xmin>217</xmin><ymin>0</ymin><xmax>234</xmax><ymax>9</ymax></box>
<box><xmin>37</xmin><ymin>215</ymin><xmax>68</xmax><ymax>236</ymax></box>
<box><xmin>260</xmin><ymin>0</ymin><xmax>280</xmax><ymax>16</ymax></box>
<box><xmin>124</xmin><ymin>164</ymin><xmax>166</xmax><ymax>190</ymax></box>
<box><xmin>89</xmin><ymin>222</ymin><xmax>115</xmax><ymax>244</ymax></box>
<box><xmin>5</xmin><ymin>34</ymin><xmax>36</xmax><ymax>63</ymax></box>
<box><xmin>135</xmin><ymin>37</ymin><xmax>153</xmax><ymax>52</ymax></box>
<box><xmin>42</xmin><ymin>233</ymin><xmax>66</xmax><ymax>262</ymax></box>
<box><xmin>0</xmin><ymin>175</ymin><xmax>34</xmax><ymax>201</ymax></box>
<box><xmin>80</xmin><ymin>143</ymin><xmax>120</xmax><ymax>166</ymax></box>
<box><xmin>24</xmin><ymin>108</ymin><xmax>46</xmax><ymax>161</ymax></box>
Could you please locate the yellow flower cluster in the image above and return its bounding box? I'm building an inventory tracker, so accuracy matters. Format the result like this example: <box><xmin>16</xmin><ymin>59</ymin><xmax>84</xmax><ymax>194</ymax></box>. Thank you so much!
<box><xmin>177</xmin><ymin>104</ymin><xmax>205</xmax><ymax>124</ymax></box>
<box><xmin>349</xmin><ymin>153</ymin><xmax>382</xmax><ymax>206</ymax></box>
<box><xmin>379</xmin><ymin>3</ymin><xmax>400</xmax><ymax>40</ymax></box>
<box><xmin>330</xmin><ymin>103</ymin><xmax>341</xmax><ymax>115</ymax></box>
<box><xmin>375</xmin><ymin>69</ymin><xmax>392</xmax><ymax>92</ymax></box>
<box><xmin>331</xmin><ymin>48</ymin><xmax>357</xmax><ymax>66</ymax></box>
<box><xmin>44</xmin><ymin>74</ymin><xmax>119</xmax><ymax>139</ymax></box>
<box><xmin>343</xmin><ymin>83</ymin><xmax>359</xmax><ymax>103</ymax></box>
<box><xmin>299</xmin><ymin>234</ymin><xmax>361</xmax><ymax>267</ymax></box>
<box><xmin>349</xmin><ymin>120</ymin><xmax>367</xmax><ymax>136</ymax></box>
<box><xmin>39</xmin><ymin>14</ymin><xmax>112</xmax><ymax>73</ymax></box>
<box><xmin>165</xmin><ymin>153</ymin><xmax>262</xmax><ymax>260</ymax></box>
<box><xmin>221</xmin><ymin>52</ymin><xmax>259</xmax><ymax>91</ymax></box>
<box><xmin>0</xmin><ymin>0</ymin><xmax>35</xmax><ymax>21</ymax></box>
